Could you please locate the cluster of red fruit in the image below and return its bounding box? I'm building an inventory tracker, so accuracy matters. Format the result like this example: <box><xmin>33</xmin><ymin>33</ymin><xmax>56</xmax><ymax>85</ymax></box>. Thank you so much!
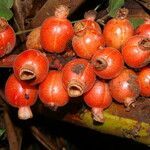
<box><xmin>1</xmin><ymin>5</ymin><xmax>150</xmax><ymax>122</ymax></box>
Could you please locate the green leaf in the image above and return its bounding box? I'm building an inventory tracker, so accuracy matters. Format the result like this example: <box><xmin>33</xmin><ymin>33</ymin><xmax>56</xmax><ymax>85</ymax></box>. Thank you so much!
<box><xmin>129</xmin><ymin>17</ymin><xmax>144</xmax><ymax>29</ymax></box>
<box><xmin>0</xmin><ymin>0</ymin><xmax>14</xmax><ymax>9</ymax></box>
<box><xmin>0</xmin><ymin>4</ymin><xmax>13</xmax><ymax>20</ymax></box>
<box><xmin>0</xmin><ymin>128</ymin><xmax>5</xmax><ymax>138</ymax></box>
<box><xmin>108</xmin><ymin>0</ymin><xmax>124</xmax><ymax>17</ymax></box>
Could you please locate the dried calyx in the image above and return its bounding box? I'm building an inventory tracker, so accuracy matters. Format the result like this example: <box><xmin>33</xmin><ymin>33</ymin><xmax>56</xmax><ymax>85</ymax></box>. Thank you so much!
<box><xmin>55</xmin><ymin>5</ymin><xmax>70</xmax><ymax>19</ymax></box>
<box><xmin>93</xmin><ymin>58</ymin><xmax>107</xmax><ymax>70</ymax></box>
<box><xmin>68</xmin><ymin>80</ymin><xmax>84</xmax><ymax>97</ymax></box>
<box><xmin>84</xmin><ymin>10</ymin><xmax>97</xmax><ymax>21</ymax></box>
<box><xmin>19</xmin><ymin>65</ymin><xmax>36</xmax><ymax>80</ymax></box>
<box><xmin>139</xmin><ymin>38</ymin><xmax>150</xmax><ymax>51</ymax></box>
<box><xmin>116</xmin><ymin>8</ymin><xmax>129</xmax><ymax>19</ymax></box>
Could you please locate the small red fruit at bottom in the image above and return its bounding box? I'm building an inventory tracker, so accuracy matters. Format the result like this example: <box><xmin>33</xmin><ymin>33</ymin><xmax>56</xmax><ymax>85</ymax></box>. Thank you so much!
<box><xmin>39</xmin><ymin>70</ymin><xmax>69</xmax><ymax>110</ymax></box>
<box><xmin>5</xmin><ymin>74</ymin><xmax>38</xmax><ymax>120</ymax></box>
<box><xmin>84</xmin><ymin>80</ymin><xmax>112</xmax><ymax>123</ymax></box>
<box><xmin>109</xmin><ymin>69</ymin><xmax>140</xmax><ymax>108</ymax></box>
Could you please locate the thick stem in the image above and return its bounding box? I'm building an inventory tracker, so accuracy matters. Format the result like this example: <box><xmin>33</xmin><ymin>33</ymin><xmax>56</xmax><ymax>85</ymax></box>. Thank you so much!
<box><xmin>67</xmin><ymin>80</ymin><xmax>84</xmax><ymax>97</ymax></box>
<box><xmin>139</xmin><ymin>38</ymin><xmax>150</xmax><ymax>51</ymax></box>
<box><xmin>93</xmin><ymin>57</ymin><xmax>107</xmax><ymax>71</ymax></box>
<box><xmin>0</xmin><ymin>18</ymin><xmax>8</xmax><ymax>32</ymax></box>
<box><xmin>18</xmin><ymin>106</ymin><xmax>33</xmax><ymax>120</ymax></box>
<box><xmin>92</xmin><ymin>107</ymin><xmax>104</xmax><ymax>123</ymax></box>
<box><xmin>64</xmin><ymin>111</ymin><xmax>150</xmax><ymax>145</ymax></box>
<box><xmin>19</xmin><ymin>67</ymin><xmax>36</xmax><ymax>81</ymax></box>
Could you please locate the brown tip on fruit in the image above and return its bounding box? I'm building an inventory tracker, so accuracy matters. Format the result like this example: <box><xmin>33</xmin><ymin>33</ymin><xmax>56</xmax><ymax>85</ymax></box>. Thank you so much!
<box><xmin>92</xmin><ymin>107</ymin><xmax>104</xmax><ymax>123</ymax></box>
<box><xmin>93</xmin><ymin>58</ymin><xmax>107</xmax><ymax>71</ymax></box>
<box><xmin>124</xmin><ymin>97</ymin><xmax>135</xmax><ymax>111</ymax></box>
<box><xmin>68</xmin><ymin>80</ymin><xmax>84</xmax><ymax>97</ymax></box>
<box><xmin>48</xmin><ymin>102</ymin><xmax>58</xmax><ymax>111</ymax></box>
<box><xmin>18</xmin><ymin>106</ymin><xmax>33</xmax><ymax>120</ymax></box>
<box><xmin>139</xmin><ymin>38</ymin><xmax>150</xmax><ymax>51</ymax></box>
<box><xmin>19</xmin><ymin>68</ymin><xmax>36</xmax><ymax>81</ymax></box>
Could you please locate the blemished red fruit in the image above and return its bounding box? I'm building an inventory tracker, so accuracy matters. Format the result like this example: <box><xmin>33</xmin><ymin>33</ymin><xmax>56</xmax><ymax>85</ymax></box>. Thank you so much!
<box><xmin>137</xmin><ymin>67</ymin><xmax>150</xmax><ymax>97</ymax></box>
<box><xmin>84</xmin><ymin>80</ymin><xmax>112</xmax><ymax>123</ymax></box>
<box><xmin>103</xmin><ymin>9</ymin><xmax>134</xmax><ymax>50</ymax></box>
<box><xmin>0</xmin><ymin>18</ymin><xmax>16</xmax><ymax>57</ymax></box>
<box><xmin>74</xmin><ymin>10</ymin><xmax>102</xmax><ymax>34</ymax></box>
<box><xmin>91</xmin><ymin>47</ymin><xmax>124</xmax><ymax>79</ymax></box>
<box><xmin>135</xmin><ymin>19</ymin><xmax>150</xmax><ymax>38</ymax></box>
<box><xmin>13</xmin><ymin>49</ymin><xmax>49</xmax><ymax>85</ymax></box>
<box><xmin>39</xmin><ymin>70</ymin><xmax>69</xmax><ymax>110</ymax></box>
<box><xmin>109</xmin><ymin>69</ymin><xmax>140</xmax><ymax>108</ymax></box>
<box><xmin>5</xmin><ymin>74</ymin><xmax>38</xmax><ymax>120</ymax></box>
<box><xmin>72</xmin><ymin>29</ymin><xmax>105</xmax><ymax>59</ymax></box>
<box><xmin>62</xmin><ymin>58</ymin><xmax>96</xmax><ymax>97</ymax></box>
<box><xmin>40</xmin><ymin>5</ymin><xmax>74</xmax><ymax>53</ymax></box>
<box><xmin>122</xmin><ymin>35</ymin><xmax>150</xmax><ymax>68</ymax></box>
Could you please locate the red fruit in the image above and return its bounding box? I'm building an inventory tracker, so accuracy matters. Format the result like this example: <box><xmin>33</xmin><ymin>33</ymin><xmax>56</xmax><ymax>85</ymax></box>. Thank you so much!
<box><xmin>137</xmin><ymin>67</ymin><xmax>150</xmax><ymax>97</ymax></box>
<box><xmin>74</xmin><ymin>10</ymin><xmax>102</xmax><ymax>34</ymax></box>
<box><xmin>84</xmin><ymin>80</ymin><xmax>112</xmax><ymax>123</ymax></box>
<box><xmin>91</xmin><ymin>47</ymin><xmax>124</xmax><ymax>79</ymax></box>
<box><xmin>0</xmin><ymin>18</ymin><xmax>16</xmax><ymax>57</ymax></box>
<box><xmin>40</xmin><ymin>5</ymin><xmax>74</xmax><ymax>53</ymax></box>
<box><xmin>109</xmin><ymin>69</ymin><xmax>140</xmax><ymax>108</ymax></box>
<box><xmin>122</xmin><ymin>35</ymin><xmax>150</xmax><ymax>68</ymax></box>
<box><xmin>103</xmin><ymin>9</ymin><xmax>134</xmax><ymax>50</ymax></box>
<box><xmin>5</xmin><ymin>74</ymin><xmax>38</xmax><ymax>120</ymax></box>
<box><xmin>135</xmin><ymin>19</ymin><xmax>150</xmax><ymax>38</ymax></box>
<box><xmin>39</xmin><ymin>70</ymin><xmax>69</xmax><ymax>110</ymax></box>
<box><xmin>62</xmin><ymin>58</ymin><xmax>96</xmax><ymax>97</ymax></box>
<box><xmin>13</xmin><ymin>49</ymin><xmax>49</xmax><ymax>85</ymax></box>
<box><xmin>72</xmin><ymin>29</ymin><xmax>105</xmax><ymax>59</ymax></box>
